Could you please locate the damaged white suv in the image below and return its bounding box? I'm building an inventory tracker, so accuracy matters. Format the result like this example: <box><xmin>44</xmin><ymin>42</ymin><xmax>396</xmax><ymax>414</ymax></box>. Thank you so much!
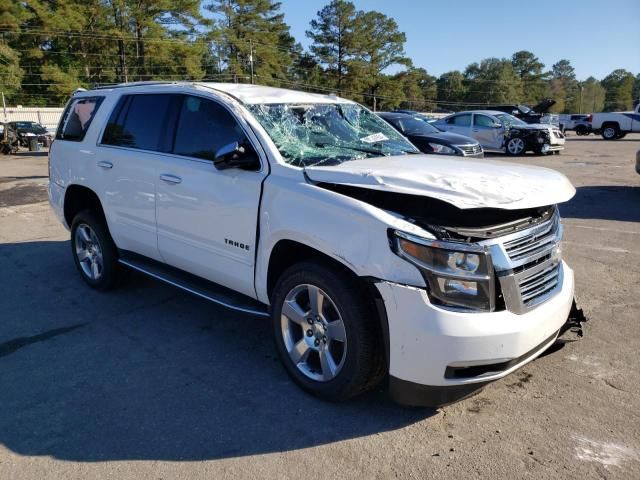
<box><xmin>49</xmin><ymin>82</ymin><xmax>580</xmax><ymax>406</ymax></box>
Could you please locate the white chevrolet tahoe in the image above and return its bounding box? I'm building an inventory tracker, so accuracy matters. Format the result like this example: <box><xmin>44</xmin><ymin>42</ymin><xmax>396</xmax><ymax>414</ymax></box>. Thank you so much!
<box><xmin>48</xmin><ymin>82</ymin><xmax>579</xmax><ymax>406</ymax></box>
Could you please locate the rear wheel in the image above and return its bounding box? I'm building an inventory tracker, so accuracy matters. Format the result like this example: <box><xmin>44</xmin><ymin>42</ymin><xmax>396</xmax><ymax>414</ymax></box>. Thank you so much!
<box><xmin>70</xmin><ymin>210</ymin><xmax>122</xmax><ymax>290</ymax></box>
<box><xmin>271</xmin><ymin>261</ymin><xmax>384</xmax><ymax>401</ymax></box>
<box><xmin>575</xmin><ymin>125</ymin><xmax>588</xmax><ymax>136</ymax></box>
<box><xmin>506</xmin><ymin>137</ymin><xmax>526</xmax><ymax>156</ymax></box>
<box><xmin>602</xmin><ymin>124</ymin><xmax>619</xmax><ymax>140</ymax></box>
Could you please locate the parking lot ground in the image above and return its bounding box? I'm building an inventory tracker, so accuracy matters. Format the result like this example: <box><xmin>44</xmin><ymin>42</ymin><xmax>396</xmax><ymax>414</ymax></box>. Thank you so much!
<box><xmin>1</xmin><ymin>136</ymin><xmax>639</xmax><ymax>479</ymax></box>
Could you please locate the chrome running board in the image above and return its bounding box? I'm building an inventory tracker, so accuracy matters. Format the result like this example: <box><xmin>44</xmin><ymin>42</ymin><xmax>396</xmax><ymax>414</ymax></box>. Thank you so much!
<box><xmin>118</xmin><ymin>254</ymin><xmax>269</xmax><ymax>317</ymax></box>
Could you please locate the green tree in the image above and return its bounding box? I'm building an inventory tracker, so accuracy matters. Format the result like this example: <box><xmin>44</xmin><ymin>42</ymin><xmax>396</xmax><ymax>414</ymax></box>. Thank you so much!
<box><xmin>306</xmin><ymin>0</ymin><xmax>357</xmax><ymax>91</ymax></box>
<box><xmin>551</xmin><ymin>59</ymin><xmax>579</xmax><ymax>113</ymax></box>
<box><xmin>601</xmin><ymin>68</ymin><xmax>635</xmax><ymax>111</ymax></box>
<box><xmin>206</xmin><ymin>0</ymin><xmax>296</xmax><ymax>84</ymax></box>
<box><xmin>633</xmin><ymin>73</ymin><xmax>640</xmax><ymax>106</ymax></box>
<box><xmin>437</xmin><ymin>70</ymin><xmax>466</xmax><ymax>105</ymax></box>
<box><xmin>350</xmin><ymin>9</ymin><xmax>410</xmax><ymax>109</ymax></box>
<box><xmin>511</xmin><ymin>50</ymin><xmax>548</xmax><ymax>104</ymax></box>
<box><xmin>580</xmin><ymin>77</ymin><xmax>605</xmax><ymax>113</ymax></box>
<box><xmin>463</xmin><ymin>58</ymin><xmax>522</xmax><ymax>105</ymax></box>
<box><xmin>394</xmin><ymin>67</ymin><xmax>436</xmax><ymax>110</ymax></box>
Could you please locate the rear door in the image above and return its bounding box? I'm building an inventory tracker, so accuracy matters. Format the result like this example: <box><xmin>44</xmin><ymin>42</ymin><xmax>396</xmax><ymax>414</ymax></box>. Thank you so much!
<box><xmin>443</xmin><ymin>114</ymin><xmax>472</xmax><ymax>137</ymax></box>
<box><xmin>472</xmin><ymin>113</ymin><xmax>504</xmax><ymax>150</ymax></box>
<box><xmin>96</xmin><ymin>93</ymin><xmax>176</xmax><ymax>261</ymax></box>
<box><xmin>154</xmin><ymin>94</ymin><xmax>267</xmax><ymax>298</ymax></box>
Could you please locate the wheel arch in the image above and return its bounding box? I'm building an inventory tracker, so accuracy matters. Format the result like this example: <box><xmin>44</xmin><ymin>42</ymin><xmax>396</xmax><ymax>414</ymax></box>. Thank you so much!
<box><xmin>266</xmin><ymin>238</ymin><xmax>390</xmax><ymax>367</ymax></box>
<box><xmin>63</xmin><ymin>184</ymin><xmax>106</xmax><ymax>227</ymax></box>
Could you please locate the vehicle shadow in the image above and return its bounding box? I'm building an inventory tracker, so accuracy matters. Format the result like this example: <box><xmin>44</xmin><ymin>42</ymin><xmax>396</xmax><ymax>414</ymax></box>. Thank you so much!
<box><xmin>5</xmin><ymin>151</ymin><xmax>49</xmax><ymax>157</ymax></box>
<box><xmin>0</xmin><ymin>240</ymin><xmax>434</xmax><ymax>462</ymax></box>
<box><xmin>560</xmin><ymin>185</ymin><xmax>640</xmax><ymax>222</ymax></box>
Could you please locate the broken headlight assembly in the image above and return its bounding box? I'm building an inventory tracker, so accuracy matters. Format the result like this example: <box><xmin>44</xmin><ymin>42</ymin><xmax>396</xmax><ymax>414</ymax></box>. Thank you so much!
<box><xmin>391</xmin><ymin>230</ymin><xmax>495</xmax><ymax>312</ymax></box>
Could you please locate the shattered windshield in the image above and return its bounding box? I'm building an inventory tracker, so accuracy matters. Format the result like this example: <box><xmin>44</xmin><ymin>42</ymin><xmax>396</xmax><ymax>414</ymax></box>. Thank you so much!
<box><xmin>248</xmin><ymin>103</ymin><xmax>419</xmax><ymax>167</ymax></box>
<box><xmin>495</xmin><ymin>113</ymin><xmax>527</xmax><ymax>128</ymax></box>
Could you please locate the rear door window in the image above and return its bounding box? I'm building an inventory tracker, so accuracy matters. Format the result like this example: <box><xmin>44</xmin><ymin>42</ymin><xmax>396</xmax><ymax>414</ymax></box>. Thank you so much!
<box><xmin>56</xmin><ymin>96</ymin><xmax>104</xmax><ymax>141</ymax></box>
<box><xmin>101</xmin><ymin>94</ymin><xmax>176</xmax><ymax>152</ymax></box>
<box><xmin>450</xmin><ymin>114</ymin><xmax>471</xmax><ymax>126</ymax></box>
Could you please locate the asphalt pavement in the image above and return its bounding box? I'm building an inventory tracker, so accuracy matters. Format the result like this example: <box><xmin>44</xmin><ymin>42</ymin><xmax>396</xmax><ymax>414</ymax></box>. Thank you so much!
<box><xmin>0</xmin><ymin>136</ymin><xmax>639</xmax><ymax>479</ymax></box>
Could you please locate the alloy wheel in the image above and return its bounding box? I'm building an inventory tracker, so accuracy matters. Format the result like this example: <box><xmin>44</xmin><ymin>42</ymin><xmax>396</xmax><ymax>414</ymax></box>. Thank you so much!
<box><xmin>280</xmin><ymin>283</ymin><xmax>347</xmax><ymax>382</ymax></box>
<box><xmin>74</xmin><ymin>223</ymin><xmax>103</xmax><ymax>280</ymax></box>
<box><xmin>508</xmin><ymin>137</ymin><xmax>525</xmax><ymax>155</ymax></box>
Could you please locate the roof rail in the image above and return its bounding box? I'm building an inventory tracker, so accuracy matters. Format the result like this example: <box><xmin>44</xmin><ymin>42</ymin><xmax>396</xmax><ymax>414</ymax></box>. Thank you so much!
<box><xmin>91</xmin><ymin>81</ymin><xmax>186</xmax><ymax>90</ymax></box>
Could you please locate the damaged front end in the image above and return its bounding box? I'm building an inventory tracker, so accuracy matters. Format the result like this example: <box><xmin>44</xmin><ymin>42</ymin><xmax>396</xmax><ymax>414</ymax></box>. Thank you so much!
<box><xmin>317</xmin><ymin>182</ymin><xmax>584</xmax><ymax>331</ymax></box>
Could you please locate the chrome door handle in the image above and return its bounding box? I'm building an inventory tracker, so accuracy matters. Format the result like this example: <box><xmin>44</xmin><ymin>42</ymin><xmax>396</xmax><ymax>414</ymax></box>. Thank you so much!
<box><xmin>97</xmin><ymin>161</ymin><xmax>113</xmax><ymax>169</ymax></box>
<box><xmin>160</xmin><ymin>174</ymin><xmax>182</xmax><ymax>184</ymax></box>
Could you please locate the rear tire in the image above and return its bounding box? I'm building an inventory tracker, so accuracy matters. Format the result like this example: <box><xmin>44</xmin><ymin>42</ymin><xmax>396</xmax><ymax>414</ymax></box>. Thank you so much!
<box><xmin>70</xmin><ymin>210</ymin><xmax>122</xmax><ymax>290</ymax></box>
<box><xmin>575</xmin><ymin>125</ymin><xmax>588</xmax><ymax>136</ymax></box>
<box><xmin>271</xmin><ymin>260</ymin><xmax>385</xmax><ymax>402</ymax></box>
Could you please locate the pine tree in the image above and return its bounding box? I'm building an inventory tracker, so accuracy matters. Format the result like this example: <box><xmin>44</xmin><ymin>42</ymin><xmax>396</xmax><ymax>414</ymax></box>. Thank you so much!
<box><xmin>306</xmin><ymin>0</ymin><xmax>357</xmax><ymax>92</ymax></box>
<box><xmin>601</xmin><ymin>68</ymin><xmax>635</xmax><ymax>111</ymax></box>
<box><xmin>551</xmin><ymin>59</ymin><xmax>579</xmax><ymax>113</ymax></box>
<box><xmin>206</xmin><ymin>0</ymin><xmax>297</xmax><ymax>85</ymax></box>
<box><xmin>511</xmin><ymin>50</ymin><xmax>549</xmax><ymax>104</ymax></box>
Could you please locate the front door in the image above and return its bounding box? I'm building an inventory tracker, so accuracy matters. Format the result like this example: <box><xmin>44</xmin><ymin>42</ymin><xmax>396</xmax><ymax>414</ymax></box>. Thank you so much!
<box><xmin>472</xmin><ymin>113</ymin><xmax>504</xmax><ymax>150</ymax></box>
<box><xmin>155</xmin><ymin>94</ymin><xmax>266</xmax><ymax>298</ymax></box>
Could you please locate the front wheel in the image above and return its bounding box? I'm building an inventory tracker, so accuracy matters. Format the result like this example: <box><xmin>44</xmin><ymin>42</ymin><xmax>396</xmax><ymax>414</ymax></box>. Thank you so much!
<box><xmin>506</xmin><ymin>137</ymin><xmax>526</xmax><ymax>156</ymax></box>
<box><xmin>271</xmin><ymin>261</ymin><xmax>384</xmax><ymax>402</ymax></box>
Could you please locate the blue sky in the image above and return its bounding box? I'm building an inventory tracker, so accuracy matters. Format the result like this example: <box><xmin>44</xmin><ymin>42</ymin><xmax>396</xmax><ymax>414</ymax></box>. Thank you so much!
<box><xmin>277</xmin><ymin>0</ymin><xmax>640</xmax><ymax>80</ymax></box>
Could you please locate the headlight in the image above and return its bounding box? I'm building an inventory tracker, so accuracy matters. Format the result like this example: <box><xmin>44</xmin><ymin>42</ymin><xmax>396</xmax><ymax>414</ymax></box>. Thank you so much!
<box><xmin>428</xmin><ymin>143</ymin><xmax>457</xmax><ymax>155</ymax></box>
<box><xmin>392</xmin><ymin>231</ymin><xmax>495</xmax><ymax>311</ymax></box>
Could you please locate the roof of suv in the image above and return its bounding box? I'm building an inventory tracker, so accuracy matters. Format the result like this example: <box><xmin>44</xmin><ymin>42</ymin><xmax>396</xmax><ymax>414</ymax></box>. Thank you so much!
<box><xmin>85</xmin><ymin>82</ymin><xmax>353</xmax><ymax>106</ymax></box>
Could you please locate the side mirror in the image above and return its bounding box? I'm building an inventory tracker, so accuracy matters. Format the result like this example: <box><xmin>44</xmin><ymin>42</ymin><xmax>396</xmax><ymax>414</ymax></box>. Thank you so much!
<box><xmin>213</xmin><ymin>142</ymin><xmax>259</xmax><ymax>171</ymax></box>
<box><xmin>493</xmin><ymin>122</ymin><xmax>503</xmax><ymax>129</ymax></box>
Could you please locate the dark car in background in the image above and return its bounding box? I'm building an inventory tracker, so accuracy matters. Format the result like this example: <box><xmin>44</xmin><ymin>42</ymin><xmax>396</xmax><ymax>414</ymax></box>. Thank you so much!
<box><xmin>8</xmin><ymin>121</ymin><xmax>53</xmax><ymax>149</ymax></box>
<box><xmin>377</xmin><ymin>112</ymin><xmax>483</xmax><ymax>157</ymax></box>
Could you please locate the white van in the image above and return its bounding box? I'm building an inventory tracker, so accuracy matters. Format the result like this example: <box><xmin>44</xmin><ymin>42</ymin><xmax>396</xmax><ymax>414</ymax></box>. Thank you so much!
<box><xmin>48</xmin><ymin>82</ymin><xmax>579</xmax><ymax>406</ymax></box>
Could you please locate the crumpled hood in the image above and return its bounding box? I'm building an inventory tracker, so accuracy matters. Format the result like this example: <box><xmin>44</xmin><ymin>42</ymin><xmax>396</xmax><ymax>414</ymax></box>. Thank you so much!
<box><xmin>511</xmin><ymin>123</ymin><xmax>555</xmax><ymax>131</ymax></box>
<box><xmin>305</xmin><ymin>154</ymin><xmax>575</xmax><ymax>210</ymax></box>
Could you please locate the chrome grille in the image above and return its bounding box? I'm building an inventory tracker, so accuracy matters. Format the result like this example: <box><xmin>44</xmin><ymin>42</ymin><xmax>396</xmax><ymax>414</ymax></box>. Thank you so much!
<box><xmin>485</xmin><ymin>211</ymin><xmax>563</xmax><ymax>314</ymax></box>
<box><xmin>457</xmin><ymin>144</ymin><xmax>483</xmax><ymax>155</ymax></box>
<box><xmin>503</xmin><ymin>215</ymin><xmax>559</xmax><ymax>263</ymax></box>
<box><xmin>518</xmin><ymin>261</ymin><xmax>561</xmax><ymax>306</ymax></box>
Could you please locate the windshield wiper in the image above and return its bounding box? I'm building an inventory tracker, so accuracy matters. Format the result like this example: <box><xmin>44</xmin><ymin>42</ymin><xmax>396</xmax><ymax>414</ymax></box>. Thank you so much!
<box><xmin>315</xmin><ymin>141</ymin><xmax>416</xmax><ymax>156</ymax></box>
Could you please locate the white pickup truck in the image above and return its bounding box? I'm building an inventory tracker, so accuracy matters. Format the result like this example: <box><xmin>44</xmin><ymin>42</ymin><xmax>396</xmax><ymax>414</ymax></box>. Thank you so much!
<box><xmin>49</xmin><ymin>82</ymin><xmax>582</xmax><ymax>407</ymax></box>
<box><xmin>589</xmin><ymin>103</ymin><xmax>640</xmax><ymax>140</ymax></box>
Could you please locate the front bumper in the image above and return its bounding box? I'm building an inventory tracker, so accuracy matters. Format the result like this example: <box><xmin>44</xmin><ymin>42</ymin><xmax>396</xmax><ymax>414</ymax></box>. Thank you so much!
<box><xmin>376</xmin><ymin>261</ymin><xmax>575</xmax><ymax>405</ymax></box>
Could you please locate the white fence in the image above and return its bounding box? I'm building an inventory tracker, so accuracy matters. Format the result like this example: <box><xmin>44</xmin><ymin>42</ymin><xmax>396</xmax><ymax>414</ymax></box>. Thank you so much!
<box><xmin>3</xmin><ymin>107</ymin><xmax>64</xmax><ymax>131</ymax></box>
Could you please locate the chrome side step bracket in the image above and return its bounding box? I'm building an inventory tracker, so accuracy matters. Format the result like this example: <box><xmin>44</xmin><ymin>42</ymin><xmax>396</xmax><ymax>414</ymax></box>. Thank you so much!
<box><xmin>117</xmin><ymin>255</ymin><xmax>270</xmax><ymax>318</ymax></box>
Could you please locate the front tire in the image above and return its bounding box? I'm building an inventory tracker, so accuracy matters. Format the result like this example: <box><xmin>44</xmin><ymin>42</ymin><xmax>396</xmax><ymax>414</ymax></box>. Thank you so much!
<box><xmin>271</xmin><ymin>261</ymin><xmax>384</xmax><ymax>402</ymax></box>
<box><xmin>506</xmin><ymin>137</ymin><xmax>526</xmax><ymax>156</ymax></box>
<box><xmin>70</xmin><ymin>210</ymin><xmax>122</xmax><ymax>290</ymax></box>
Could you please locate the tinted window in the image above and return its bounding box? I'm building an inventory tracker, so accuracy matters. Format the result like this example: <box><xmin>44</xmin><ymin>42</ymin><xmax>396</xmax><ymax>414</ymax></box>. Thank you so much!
<box><xmin>394</xmin><ymin>117</ymin><xmax>440</xmax><ymax>135</ymax></box>
<box><xmin>474</xmin><ymin>114</ymin><xmax>495</xmax><ymax>128</ymax></box>
<box><xmin>56</xmin><ymin>96</ymin><xmax>104</xmax><ymax>141</ymax></box>
<box><xmin>102</xmin><ymin>94</ymin><xmax>174</xmax><ymax>151</ymax></box>
<box><xmin>447</xmin><ymin>114</ymin><xmax>471</xmax><ymax>126</ymax></box>
<box><xmin>173</xmin><ymin>95</ymin><xmax>247</xmax><ymax>161</ymax></box>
